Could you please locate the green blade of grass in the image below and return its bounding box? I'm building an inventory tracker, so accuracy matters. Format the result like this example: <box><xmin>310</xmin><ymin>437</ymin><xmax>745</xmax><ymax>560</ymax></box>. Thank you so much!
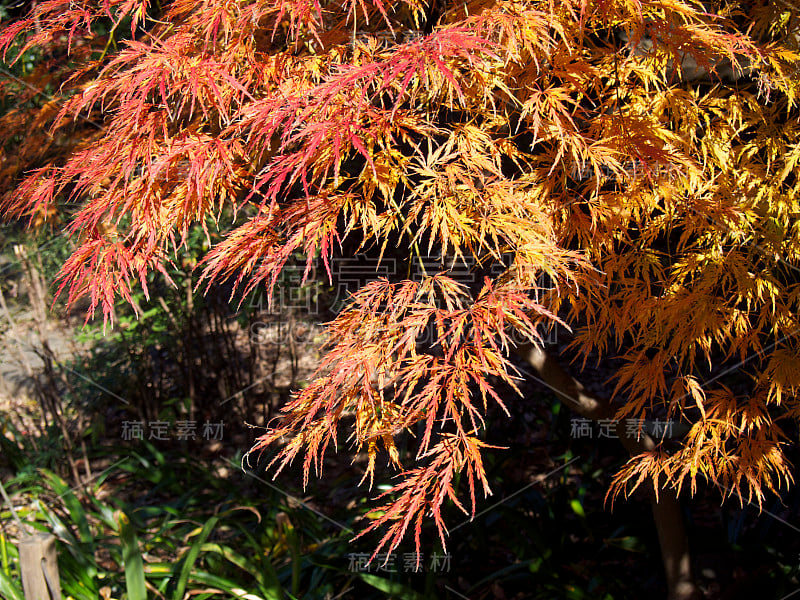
<box><xmin>0</xmin><ymin>568</ymin><xmax>24</xmax><ymax>600</ymax></box>
<box><xmin>117</xmin><ymin>510</ymin><xmax>147</xmax><ymax>600</ymax></box>
<box><xmin>173</xmin><ymin>515</ymin><xmax>218</xmax><ymax>600</ymax></box>
<box><xmin>185</xmin><ymin>569</ymin><xmax>267</xmax><ymax>599</ymax></box>
<box><xmin>358</xmin><ymin>573</ymin><xmax>425</xmax><ymax>600</ymax></box>
<box><xmin>41</xmin><ymin>469</ymin><xmax>93</xmax><ymax>546</ymax></box>
<box><xmin>0</xmin><ymin>531</ymin><xmax>11</xmax><ymax>578</ymax></box>
<box><xmin>199</xmin><ymin>542</ymin><xmax>283</xmax><ymax>600</ymax></box>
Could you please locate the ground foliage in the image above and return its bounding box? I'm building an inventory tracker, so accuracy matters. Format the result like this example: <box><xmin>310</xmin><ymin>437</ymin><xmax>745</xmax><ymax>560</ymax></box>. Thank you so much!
<box><xmin>2</xmin><ymin>0</ymin><xmax>800</xmax><ymax>563</ymax></box>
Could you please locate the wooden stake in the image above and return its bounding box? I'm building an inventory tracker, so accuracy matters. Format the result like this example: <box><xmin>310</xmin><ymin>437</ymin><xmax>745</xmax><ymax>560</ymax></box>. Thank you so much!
<box><xmin>19</xmin><ymin>533</ymin><xmax>61</xmax><ymax>600</ymax></box>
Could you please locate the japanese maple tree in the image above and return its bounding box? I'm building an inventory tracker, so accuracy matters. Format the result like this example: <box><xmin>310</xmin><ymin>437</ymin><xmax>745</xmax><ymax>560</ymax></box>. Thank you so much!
<box><xmin>2</xmin><ymin>0</ymin><xmax>799</xmax><ymax>597</ymax></box>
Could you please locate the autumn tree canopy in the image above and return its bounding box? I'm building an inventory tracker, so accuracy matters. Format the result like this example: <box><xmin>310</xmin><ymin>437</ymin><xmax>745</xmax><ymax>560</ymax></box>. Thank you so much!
<box><xmin>2</xmin><ymin>0</ymin><xmax>799</xmax><ymax>595</ymax></box>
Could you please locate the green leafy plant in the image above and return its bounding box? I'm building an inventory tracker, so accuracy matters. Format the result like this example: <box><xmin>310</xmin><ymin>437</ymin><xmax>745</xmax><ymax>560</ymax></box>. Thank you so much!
<box><xmin>0</xmin><ymin>441</ymin><xmax>365</xmax><ymax>599</ymax></box>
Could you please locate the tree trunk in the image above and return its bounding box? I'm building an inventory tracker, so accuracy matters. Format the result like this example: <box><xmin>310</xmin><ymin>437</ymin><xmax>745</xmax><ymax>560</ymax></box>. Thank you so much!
<box><xmin>516</xmin><ymin>342</ymin><xmax>701</xmax><ymax>600</ymax></box>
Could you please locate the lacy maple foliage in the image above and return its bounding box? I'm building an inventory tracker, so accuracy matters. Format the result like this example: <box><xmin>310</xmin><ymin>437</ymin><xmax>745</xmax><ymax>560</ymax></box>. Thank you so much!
<box><xmin>2</xmin><ymin>0</ymin><xmax>799</xmax><ymax>560</ymax></box>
